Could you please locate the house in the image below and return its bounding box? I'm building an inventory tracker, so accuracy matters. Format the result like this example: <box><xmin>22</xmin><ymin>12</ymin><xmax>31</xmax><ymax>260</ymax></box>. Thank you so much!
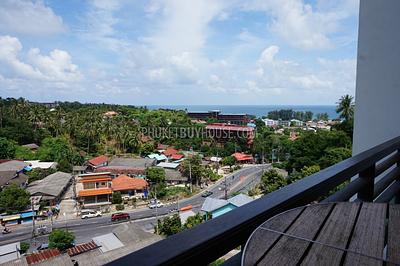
<box><xmin>108</xmin><ymin>157</ymin><xmax>156</xmax><ymax>168</ymax></box>
<box><xmin>289</xmin><ymin>131</ymin><xmax>299</xmax><ymax>141</ymax></box>
<box><xmin>290</xmin><ymin>119</ymin><xmax>303</xmax><ymax>127</ymax></box>
<box><xmin>95</xmin><ymin>166</ymin><xmax>145</xmax><ymax>177</ymax></box>
<box><xmin>25</xmin><ymin>160</ymin><xmax>57</xmax><ymax>170</ymax></box>
<box><xmin>73</xmin><ymin>165</ymin><xmax>87</xmax><ymax>175</ymax></box>
<box><xmin>87</xmin><ymin>155</ymin><xmax>109</xmax><ymax>170</ymax></box>
<box><xmin>201</xmin><ymin>194</ymin><xmax>253</xmax><ymax>219</ymax></box>
<box><xmin>263</xmin><ymin>118</ymin><xmax>279</xmax><ymax>127</ymax></box>
<box><xmin>104</xmin><ymin>111</ymin><xmax>118</xmax><ymax>118</ymax></box>
<box><xmin>96</xmin><ymin>157</ymin><xmax>156</xmax><ymax>177</ymax></box>
<box><xmin>27</xmin><ymin>172</ymin><xmax>73</xmax><ymax>206</ymax></box>
<box><xmin>112</xmin><ymin>175</ymin><xmax>148</xmax><ymax>199</ymax></box>
<box><xmin>163</xmin><ymin>148</ymin><xmax>180</xmax><ymax>157</ymax></box>
<box><xmin>156</xmin><ymin>162</ymin><xmax>180</xmax><ymax>170</ymax></box>
<box><xmin>165</xmin><ymin>169</ymin><xmax>188</xmax><ymax>185</ymax></box>
<box><xmin>0</xmin><ymin>171</ymin><xmax>28</xmax><ymax>189</ymax></box>
<box><xmin>0</xmin><ymin>242</ymin><xmax>21</xmax><ymax>264</ymax></box>
<box><xmin>148</xmin><ymin>153</ymin><xmax>168</xmax><ymax>162</ymax></box>
<box><xmin>77</xmin><ymin>172</ymin><xmax>112</xmax><ymax>207</ymax></box>
<box><xmin>232</xmin><ymin>152</ymin><xmax>254</xmax><ymax>163</ymax></box>
<box><xmin>22</xmin><ymin>143</ymin><xmax>39</xmax><ymax>151</ymax></box>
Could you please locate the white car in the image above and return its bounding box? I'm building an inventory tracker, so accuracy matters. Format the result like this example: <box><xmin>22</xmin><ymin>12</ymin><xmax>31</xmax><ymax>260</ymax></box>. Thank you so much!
<box><xmin>148</xmin><ymin>200</ymin><xmax>164</xmax><ymax>209</ymax></box>
<box><xmin>81</xmin><ymin>210</ymin><xmax>102</xmax><ymax>219</ymax></box>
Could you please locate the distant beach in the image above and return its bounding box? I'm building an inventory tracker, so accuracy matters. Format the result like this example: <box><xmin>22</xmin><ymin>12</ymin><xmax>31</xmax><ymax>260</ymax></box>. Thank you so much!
<box><xmin>147</xmin><ymin>105</ymin><xmax>338</xmax><ymax>119</ymax></box>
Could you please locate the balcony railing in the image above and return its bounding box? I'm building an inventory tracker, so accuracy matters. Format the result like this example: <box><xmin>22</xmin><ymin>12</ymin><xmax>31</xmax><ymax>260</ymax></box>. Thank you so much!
<box><xmin>108</xmin><ymin>136</ymin><xmax>400</xmax><ymax>266</ymax></box>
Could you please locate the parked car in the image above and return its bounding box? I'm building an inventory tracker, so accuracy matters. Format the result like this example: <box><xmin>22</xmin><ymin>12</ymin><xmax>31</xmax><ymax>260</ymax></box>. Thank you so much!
<box><xmin>148</xmin><ymin>200</ymin><xmax>164</xmax><ymax>209</ymax></box>
<box><xmin>35</xmin><ymin>225</ymin><xmax>52</xmax><ymax>235</ymax></box>
<box><xmin>201</xmin><ymin>190</ymin><xmax>213</xmax><ymax>197</ymax></box>
<box><xmin>36</xmin><ymin>243</ymin><xmax>49</xmax><ymax>251</ymax></box>
<box><xmin>81</xmin><ymin>210</ymin><xmax>102</xmax><ymax>219</ymax></box>
<box><xmin>111</xmin><ymin>212</ymin><xmax>130</xmax><ymax>222</ymax></box>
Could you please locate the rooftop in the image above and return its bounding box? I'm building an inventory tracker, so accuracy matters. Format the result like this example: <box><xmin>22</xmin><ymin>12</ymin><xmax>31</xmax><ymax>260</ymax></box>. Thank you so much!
<box><xmin>88</xmin><ymin>155</ymin><xmax>109</xmax><ymax>167</ymax></box>
<box><xmin>109</xmin><ymin>157</ymin><xmax>156</xmax><ymax>168</ymax></box>
<box><xmin>112</xmin><ymin>175</ymin><xmax>148</xmax><ymax>191</ymax></box>
<box><xmin>0</xmin><ymin>160</ymin><xmax>28</xmax><ymax>171</ymax></box>
<box><xmin>27</xmin><ymin>171</ymin><xmax>72</xmax><ymax>198</ymax></box>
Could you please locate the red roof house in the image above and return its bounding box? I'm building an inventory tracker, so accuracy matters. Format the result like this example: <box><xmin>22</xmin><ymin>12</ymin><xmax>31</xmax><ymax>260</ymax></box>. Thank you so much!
<box><xmin>171</xmin><ymin>153</ymin><xmax>184</xmax><ymax>160</ymax></box>
<box><xmin>163</xmin><ymin>148</ymin><xmax>179</xmax><ymax>157</ymax></box>
<box><xmin>88</xmin><ymin>155</ymin><xmax>109</xmax><ymax>168</ymax></box>
<box><xmin>232</xmin><ymin>152</ymin><xmax>254</xmax><ymax>163</ymax></box>
<box><xmin>112</xmin><ymin>175</ymin><xmax>148</xmax><ymax>193</ymax></box>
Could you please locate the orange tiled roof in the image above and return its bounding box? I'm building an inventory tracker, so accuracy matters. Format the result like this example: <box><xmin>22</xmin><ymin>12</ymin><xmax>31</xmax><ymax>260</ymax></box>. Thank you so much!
<box><xmin>163</xmin><ymin>148</ymin><xmax>179</xmax><ymax>157</ymax></box>
<box><xmin>26</xmin><ymin>249</ymin><xmax>60</xmax><ymax>265</ymax></box>
<box><xmin>112</xmin><ymin>175</ymin><xmax>148</xmax><ymax>191</ymax></box>
<box><xmin>232</xmin><ymin>152</ymin><xmax>253</xmax><ymax>161</ymax></box>
<box><xmin>171</xmin><ymin>153</ymin><xmax>184</xmax><ymax>160</ymax></box>
<box><xmin>78</xmin><ymin>188</ymin><xmax>112</xmax><ymax>197</ymax></box>
<box><xmin>88</xmin><ymin>155</ymin><xmax>108</xmax><ymax>166</ymax></box>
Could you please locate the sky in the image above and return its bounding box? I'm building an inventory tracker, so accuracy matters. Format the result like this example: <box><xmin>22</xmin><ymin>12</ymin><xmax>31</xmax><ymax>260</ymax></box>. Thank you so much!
<box><xmin>0</xmin><ymin>0</ymin><xmax>359</xmax><ymax>105</ymax></box>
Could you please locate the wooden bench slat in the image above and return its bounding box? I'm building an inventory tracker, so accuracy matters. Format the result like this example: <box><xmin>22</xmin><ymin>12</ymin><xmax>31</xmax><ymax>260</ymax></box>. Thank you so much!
<box><xmin>242</xmin><ymin>207</ymin><xmax>304</xmax><ymax>266</ymax></box>
<box><xmin>343</xmin><ymin>203</ymin><xmax>386</xmax><ymax>266</ymax></box>
<box><xmin>388</xmin><ymin>204</ymin><xmax>400</xmax><ymax>266</ymax></box>
<box><xmin>257</xmin><ymin>204</ymin><xmax>333</xmax><ymax>266</ymax></box>
<box><xmin>300</xmin><ymin>202</ymin><xmax>361</xmax><ymax>266</ymax></box>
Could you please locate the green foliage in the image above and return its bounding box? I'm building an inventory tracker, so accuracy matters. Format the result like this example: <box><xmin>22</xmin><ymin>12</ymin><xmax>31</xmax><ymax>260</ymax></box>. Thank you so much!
<box><xmin>267</xmin><ymin>109</ymin><xmax>313</xmax><ymax>121</ymax></box>
<box><xmin>149</xmin><ymin>182</ymin><xmax>167</xmax><ymax>199</ymax></box>
<box><xmin>139</xmin><ymin>142</ymin><xmax>155</xmax><ymax>155</ymax></box>
<box><xmin>164</xmin><ymin>186</ymin><xmax>191</xmax><ymax>200</ymax></box>
<box><xmin>221</xmin><ymin>156</ymin><xmax>235</xmax><ymax>167</ymax></box>
<box><xmin>248</xmin><ymin>186</ymin><xmax>261</xmax><ymax>197</ymax></box>
<box><xmin>146</xmin><ymin>167</ymin><xmax>166</xmax><ymax>184</ymax></box>
<box><xmin>260</xmin><ymin>169</ymin><xmax>287</xmax><ymax>194</ymax></box>
<box><xmin>183</xmin><ymin>213</ymin><xmax>204</xmax><ymax>229</ymax></box>
<box><xmin>156</xmin><ymin>214</ymin><xmax>182</xmax><ymax>236</ymax></box>
<box><xmin>48</xmin><ymin>229</ymin><xmax>75</xmax><ymax>251</ymax></box>
<box><xmin>14</xmin><ymin>145</ymin><xmax>35</xmax><ymax>160</ymax></box>
<box><xmin>0</xmin><ymin>184</ymin><xmax>30</xmax><ymax>214</ymax></box>
<box><xmin>319</xmin><ymin>147</ymin><xmax>352</xmax><ymax>169</ymax></box>
<box><xmin>316</xmin><ymin>112</ymin><xmax>329</xmax><ymax>121</ymax></box>
<box><xmin>116</xmin><ymin>204</ymin><xmax>125</xmax><ymax>211</ymax></box>
<box><xmin>290</xmin><ymin>165</ymin><xmax>321</xmax><ymax>183</ymax></box>
<box><xmin>287</xmin><ymin>130</ymin><xmax>351</xmax><ymax>171</ymax></box>
<box><xmin>181</xmin><ymin>155</ymin><xmax>204</xmax><ymax>185</ymax></box>
<box><xmin>0</xmin><ymin>137</ymin><xmax>16</xmax><ymax>159</ymax></box>
<box><xmin>19</xmin><ymin>242</ymin><xmax>30</xmax><ymax>254</ymax></box>
<box><xmin>112</xmin><ymin>191</ymin><xmax>122</xmax><ymax>204</ymax></box>
<box><xmin>26</xmin><ymin>168</ymin><xmax>57</xmax><ymax>184</ymax></box>
<box><xmin>37</xmin><ymin>136</ymin><xmax>83</xmax><ymax>167</ymax></box>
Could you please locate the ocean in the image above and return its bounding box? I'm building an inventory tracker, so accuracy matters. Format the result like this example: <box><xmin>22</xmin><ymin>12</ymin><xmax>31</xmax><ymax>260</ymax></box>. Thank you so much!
<box><xmin>147</xmin><ymin>105</ymin><xmax>338</xmax><ymax>119</ymax></box>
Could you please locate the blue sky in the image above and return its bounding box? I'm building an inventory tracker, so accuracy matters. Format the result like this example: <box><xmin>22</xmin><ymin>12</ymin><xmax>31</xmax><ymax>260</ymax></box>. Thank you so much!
<box><xmin>0</xmin><ymin>0</ymin><xmax>359</xmax><ymax>105</ymax></box>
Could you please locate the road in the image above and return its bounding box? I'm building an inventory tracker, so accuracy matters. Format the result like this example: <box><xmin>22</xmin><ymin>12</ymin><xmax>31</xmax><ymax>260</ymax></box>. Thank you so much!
<box><xmin>0</xmin><ymin>164</ymin><xmax>269</xmax><ymax>247</ymax></box>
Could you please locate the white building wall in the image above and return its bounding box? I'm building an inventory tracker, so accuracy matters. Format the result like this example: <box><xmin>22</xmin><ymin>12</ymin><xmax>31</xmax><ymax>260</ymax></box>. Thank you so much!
<box><xmin>353</xmin><ymin>0</ymin><xmax>400</xmax><ymax>155</ymax></box>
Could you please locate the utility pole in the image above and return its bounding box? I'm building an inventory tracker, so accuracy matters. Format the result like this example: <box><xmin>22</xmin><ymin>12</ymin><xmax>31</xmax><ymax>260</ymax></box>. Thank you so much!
<box><xmin>189</xmin><ymin>160</ymin><xmax>192</xmax><ymax>193</ymax></box>
<box><xmin>224</xmin><ymin>175</ymin><xmax>228</xmax><ymax>199</ymax></box>
<box><xmin>154</xmin><ymin>185</ymin><xmax>159</xmax><ymax>235</ymax></box>
<box><xmin>31</xmin><ymin>198</ymin><xmax>35</xmax><ymax>239</ymax></box>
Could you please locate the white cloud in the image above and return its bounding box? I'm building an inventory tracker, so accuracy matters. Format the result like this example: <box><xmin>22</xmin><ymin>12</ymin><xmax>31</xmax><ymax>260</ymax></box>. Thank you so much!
<box><xmin>0</xmin><ymin>35</ymin><xmax>82</xmax><ymax>82</ymax></box>
<box><xmin>243</xmin><ymin>0</ymin><xmax>356</xmax><ymax>50</ymax></box>
<box><xmin>0</xmin><ymin>0</ymin><xmax>66</xmax><ymax>36</ymax></box>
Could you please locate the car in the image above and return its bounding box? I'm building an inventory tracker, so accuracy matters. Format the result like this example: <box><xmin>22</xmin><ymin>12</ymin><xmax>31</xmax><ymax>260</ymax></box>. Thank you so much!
<box><xmin>36</xmin><ymin>243</ymin><xmax>49</xmax><ymax>251</ymax></box>
<box><xmin>201</xmin><ymin>190</ymin><xmax>213</xmax><ymax>197</ymax></box>
<box><xmin>81</xmin><ymin>210</ymin><xmax>102</xmax><ymax>219</ymax></box>
<box><xmin>111</xmin><ymin>212</ymin><xmax>130</xmax><ymax>222</ymax></box>
<box><xmin>148</xmin><ymin>200</ymin><xmax>164</xmax><ymax>209</ymax></box>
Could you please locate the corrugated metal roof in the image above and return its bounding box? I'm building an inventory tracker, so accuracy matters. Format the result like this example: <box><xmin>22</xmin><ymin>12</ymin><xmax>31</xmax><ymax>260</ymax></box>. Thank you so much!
<box><xmin>227</xmin><ymin>194</ymin><xmax>253</xmax><ymax>207</ymax></box>
<box><xmin>26</xmin><ymin>249</ymin><xmax>60</xmax><ymax>265</ymax></box>
<box><xmin>66</xmin><ymin>240</ymin><xmax>99</xmax><ymax>256</ymax></box>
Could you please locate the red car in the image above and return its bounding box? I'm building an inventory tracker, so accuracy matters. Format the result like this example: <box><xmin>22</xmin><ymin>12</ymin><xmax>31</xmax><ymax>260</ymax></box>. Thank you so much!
<box><xmin>111</xmin><ymin>212</ymin><xmax>130</xmax><ymax>222</ymax></box>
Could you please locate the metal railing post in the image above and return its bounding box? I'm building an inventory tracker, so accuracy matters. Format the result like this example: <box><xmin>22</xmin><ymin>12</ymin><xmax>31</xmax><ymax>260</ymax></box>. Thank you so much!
<box><xmin>357</xmin><ymin>165</ymin><xmax>376</xmax><ymax>202</ymax></box>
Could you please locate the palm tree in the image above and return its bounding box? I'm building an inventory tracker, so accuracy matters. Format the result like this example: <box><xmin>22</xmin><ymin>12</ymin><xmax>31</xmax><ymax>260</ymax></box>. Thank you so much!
<box><xmin>336</xmin><ymin>95</ymin><xmax>354</xmax><ymax>121</ymax></box>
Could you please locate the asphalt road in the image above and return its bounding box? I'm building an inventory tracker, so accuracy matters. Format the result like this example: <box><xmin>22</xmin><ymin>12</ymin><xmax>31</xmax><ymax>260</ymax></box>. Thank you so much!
<box><xmin>0</xmin><ymin>164</ymin><xmax>270</xmax><ymax>247</ymax></box>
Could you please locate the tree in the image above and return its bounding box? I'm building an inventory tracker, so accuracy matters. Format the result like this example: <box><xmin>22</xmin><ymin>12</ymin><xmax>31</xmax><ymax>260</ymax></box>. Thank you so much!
<box><xmin>183</xmin><ymin>213</ymin><xmax>205</xmax><ymax>229</ymax></box>
<box><xmin>48</xmin><ymin>229</ymin><xmax>75</xmax><ymax>251</ymax></box>
<box><xmin>260</xmin><ymin>169</ymin><xmax>287</xmax><ymax>194</ymax></box>
<box><xmin>221</xmin><ymin>156</ymin><xmax>235</xmax><ymax>168</ymax></box>
<box><xmin>336</xmin><ymin>94</ymin><xmax>354</xmax><ymax>121</ymax></box>
<box><xmin>181</xmin><ymin>155</ymin><xmax>204</xmax><ymax>185</ymax></box>
<box><xmin>289</xmin><ymin>165</ymin><xmax>321</xmax><ymax>183</ymax></box>
<box><xmin>146</xmin><ymin>167</ymin><xmax>166</xmax><ymax>184</ymax></box>
<box><xmin>112</xmin><ymin>191</ymin><xmax>122</xmax><ymax>204</ymax></box>
<box><xmin>0</xmin><ymin>137</ymin><xmax>16</xmax><ymax>159</ymax></box>
<box><xmin>14</xmin><ymin>145</ymin><xmax>35</xmax><ymax>160</ymax></box>
<box><xmin>316</xmin><ymin>113</ymin><xmax>329</xmax><ymax>121</ymax></box>
<box><xmin>319</xmin><ymin>147</ymin><xmax>352</xmax><ymax>169</ymax></box>
<box><xmin>0</xmin><ymin>185</ymin><xmax>30</xmax><ymax>214</ymax></box>
<box><xmin>156</xmin><ymin>214</ymin><xmax>182</xmax><ymax>236</ymax></box>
